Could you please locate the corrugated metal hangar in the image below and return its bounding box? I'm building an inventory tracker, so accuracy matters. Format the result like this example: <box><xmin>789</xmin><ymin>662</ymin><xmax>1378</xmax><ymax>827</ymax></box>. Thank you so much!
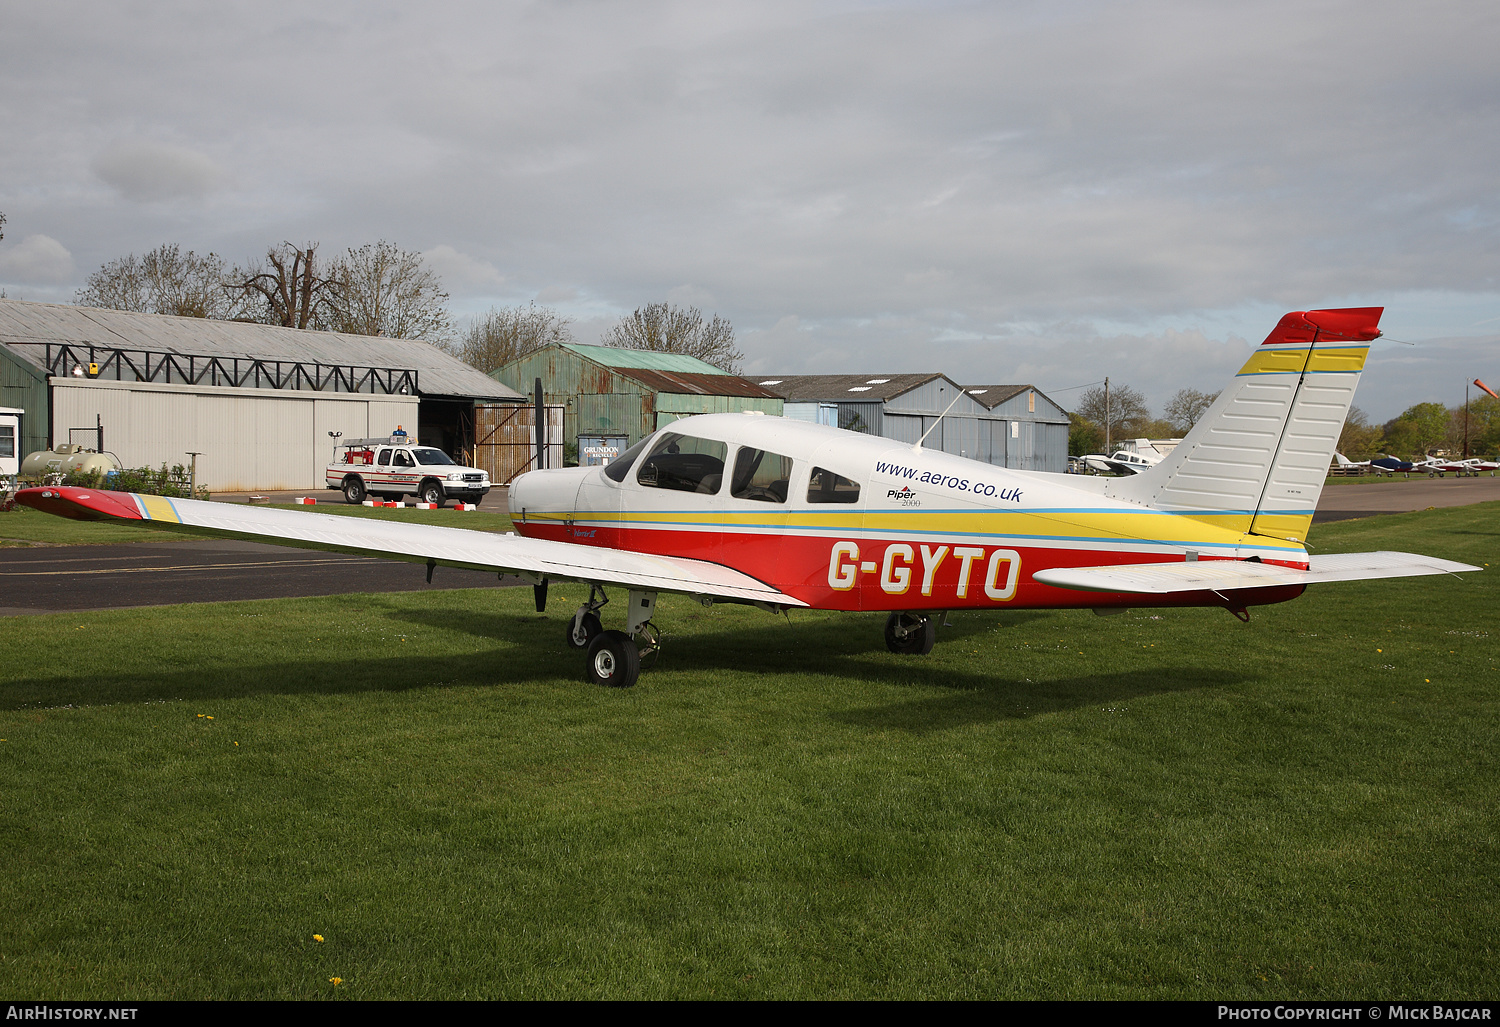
<box><xmin>0</xmin><ymin>299</ymin><xmax>523</xmax><ymax>491</ymax></box>
<box><xmin>758</xmin><ymin>373</ymin><xmax>1070</xmax><ymax>472</ymax></box>
<box><xmin>492</xmin><ymin>343</ymin><xmax>783</xmax><ymax>464</ymax></box>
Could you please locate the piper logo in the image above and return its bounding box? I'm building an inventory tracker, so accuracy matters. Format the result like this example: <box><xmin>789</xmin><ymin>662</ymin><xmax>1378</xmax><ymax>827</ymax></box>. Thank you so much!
<box><xmin>886</xmin><ymin>487</ymin><xmax>917</xmax><ymax>500</ymax></box>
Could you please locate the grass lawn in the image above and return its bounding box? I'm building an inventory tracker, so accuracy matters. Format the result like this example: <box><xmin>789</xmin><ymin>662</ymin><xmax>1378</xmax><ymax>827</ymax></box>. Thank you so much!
<box><xmin>0</xmin><ymin>504</ymin><xmax>1495</xmax><ymax>999</ymax></box>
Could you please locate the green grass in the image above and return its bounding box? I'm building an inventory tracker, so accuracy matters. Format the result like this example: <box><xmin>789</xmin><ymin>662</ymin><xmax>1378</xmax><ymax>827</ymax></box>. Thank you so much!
<box><xmin>1325</xmin><ymin>472</ymin><xmax>1500</xmax><ymax>485</ymax></box>
<box><xmin>0</xmin><ymin>504</ymin><xmax>1496</xmax><ymax>999</ymax></box>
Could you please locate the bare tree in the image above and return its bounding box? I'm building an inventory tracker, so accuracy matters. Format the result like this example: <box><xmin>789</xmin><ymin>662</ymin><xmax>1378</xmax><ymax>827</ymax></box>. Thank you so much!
<box><xmin>601</xmin><ymin>302</ymin><xmax>743</xmax><ymax>373</ymax></box>
<box><xmin>1163</xmin><ymin>388</ymin><xmax>1220</xmax><ymax>435</ymax></box>
<box><xmin>451</xmin><ymin>303</ymin><xmax>573</xmax><ymax>373</ymax></box>
<box><xmin>1075</xmin><ymin>383</ymin><xmax>1151</xmax><ymax>442</ymax></box>
<box><xmin>76</xmin><ymin>243</ymin><xmax>240</xmax><ymax>319</ymax></box>
<box><xmin>326</xmin><ymin>241</ymin><xmax>451</xmax><ymax>341</ymax></box>
<box><xmin>0</xmin><ymin>211</ymin><xmax>6</xmax><ymax>242</ymax></box>
<box><xmin>232</xmin><ymin>242</ymin><xmax>340</xmax><ymax>329</ymax></box>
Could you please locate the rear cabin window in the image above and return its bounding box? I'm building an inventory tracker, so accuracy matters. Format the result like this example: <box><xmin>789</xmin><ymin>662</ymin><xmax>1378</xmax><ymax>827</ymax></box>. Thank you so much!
<box><xmin>635</xmin><ymin>433</ymin><xmax>728</xmax><ymax>494</ymax></box>
<box><xmin>377</xmin><ymin>450</ymin><xmax>393</xmax><ymax>466</ymax></box>
<box><xmin>807</xmin><ymin>467</ymin><xmax>861</xmax><ymax>504</ymax></box>
<box><xmin>731</xmin><ymin>448</ymin><xmax>794</xmax><ymax>503</ymax></box>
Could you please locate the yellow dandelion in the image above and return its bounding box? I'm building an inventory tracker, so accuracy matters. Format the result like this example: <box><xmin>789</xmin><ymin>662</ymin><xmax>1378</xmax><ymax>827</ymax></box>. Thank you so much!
<box><xmin>329</xmin><ymin>977</ymin><xmax>342</xmax><ymax>986</ymax></box>
<box><xmin>206</xmin><ymin>716</ymin><xmax>214</xmax><ymax>720</ymax></box>
<box><xmin>313</xmin><ymin>935</ymin><xmax>324</xmax><ymax>943</ymax></box>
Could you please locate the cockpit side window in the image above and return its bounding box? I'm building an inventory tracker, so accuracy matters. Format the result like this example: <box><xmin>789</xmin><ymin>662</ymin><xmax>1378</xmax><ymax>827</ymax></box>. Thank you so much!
<box><xmin>731</xmin><ymin>447</ymin><xmax>794</xmax><ymax>503</ymax></box>
<box><xmin>807</xmin><ymin>467</ymin><xmax>861</xmax><ymax>504</ymax></box>
<box><xmin>603</xmin><ymin>435</ymin><xmax>654</xmax><ymax>482</ymax></box>
<box><xmin>635</xmin><ymin>433</ymin><xmax>728</xmax><ymax>493</ymax></box>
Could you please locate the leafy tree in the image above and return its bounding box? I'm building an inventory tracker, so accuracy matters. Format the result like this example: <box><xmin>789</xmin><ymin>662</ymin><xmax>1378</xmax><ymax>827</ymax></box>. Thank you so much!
<box><xmin>231</xmin><ymin>242</ymin><xmax>340</xmax><ymax>330</ymax></box>
<box><xmin>1075</xmin><ymin>383</ymin><xmax>1151</xmax><ymax>443</ymax></box>
<box><xmin>326</xmin><ymin>241</ymin><xmax>451</xmax><ymax>342</ymax></box>
<box><xmin>601</xmin><ymin>302</ymin><xmax>743</xmax><ymax>374</ymax></box>
<box><xmin>76</xmin><ymin>244</ymin><xmax>242</xmax><ymax>319</ymax></box>
<box><xmin>1337</xmin><ymin>406</ymin><xmax>1383</xmax><ymax>461</ymax></box>
<box><xmin>1382</xmin><ymin>402</ymin><xmax>1450</xmax><ymax>458</ymax></box>
<box><xmin>1163</xmin><ymin>388</ymin><xmax>1219</xmax><ymax>434</ymax></box>
<box><xmin>1068</xmin><ymin>412</ymin><xmax>1103</xmax><ymax>456</ymax></box>
<box><xmin>1451</xmin><ymin>395</ymin><xmax>1500</xmax><ymax>458</ymax></box>
<box><xmin>450</xmin><ymin>303</ymin><xmax>572</xmax><ymax>374</ymax></box>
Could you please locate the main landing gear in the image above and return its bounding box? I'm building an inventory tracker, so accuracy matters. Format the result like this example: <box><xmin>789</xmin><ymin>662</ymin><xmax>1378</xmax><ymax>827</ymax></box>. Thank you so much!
<box><xmin>559</xmin><ymin>585</ymin><xmax>659</xmax><ymax>688</ymax></box>
<box><xmin>884</xmin><ymin>611</ymin><xmax>938</xmax><ymax>655</ymax></box>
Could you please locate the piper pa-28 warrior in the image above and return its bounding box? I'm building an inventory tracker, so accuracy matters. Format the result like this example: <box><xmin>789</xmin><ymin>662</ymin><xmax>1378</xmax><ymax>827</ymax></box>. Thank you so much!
<box><xmin>17</xmin><ymin>307</ymin><xmax>1480</xmax><ymax>688</ymax></box>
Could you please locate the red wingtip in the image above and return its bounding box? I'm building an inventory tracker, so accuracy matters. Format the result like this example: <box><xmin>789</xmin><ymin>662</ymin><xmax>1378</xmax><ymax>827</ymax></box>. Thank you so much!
<box><xmin>15</xmin><ymin>486</ymin><xmax>144</xmax><ymax>522</ymax></box>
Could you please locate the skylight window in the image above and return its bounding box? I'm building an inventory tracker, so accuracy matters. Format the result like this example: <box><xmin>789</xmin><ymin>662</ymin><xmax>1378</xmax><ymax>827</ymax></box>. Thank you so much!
<box><xmin>847</xmin><ymin>386</ymin><xmax>873</xmax><ymax>392</ymax></box>
<box><xmin>865</xmin><ymin>378</ymin><xmax>890</xmax><ymax>384</ymax></box>
<box><xmin>759</xmin><ymin>380</ymin><xmax>783</xmax><ymax>385</ymax></box>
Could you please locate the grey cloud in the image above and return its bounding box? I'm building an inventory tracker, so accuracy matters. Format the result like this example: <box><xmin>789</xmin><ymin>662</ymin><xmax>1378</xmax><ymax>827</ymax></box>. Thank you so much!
<box><xmin>91</xmin><ymin>141</ymin><xmax>227</xmax><ymax>202</ymax></box>
<box><xmin>2</xmin><ymin>1</ymin><xmax>1495</xmax><ymax>421</ymax></box>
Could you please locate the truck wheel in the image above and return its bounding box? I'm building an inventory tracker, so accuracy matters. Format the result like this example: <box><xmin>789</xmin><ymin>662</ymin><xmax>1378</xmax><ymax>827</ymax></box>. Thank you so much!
<box><xmin>420</xmin><ymin>480</ymin><xmax>446</xmax><ymax>507</ymax></box>
<box><xmin>343</xmin><ymin>477</ymin><xmax>367</xmax><ymax>504</ymax></box>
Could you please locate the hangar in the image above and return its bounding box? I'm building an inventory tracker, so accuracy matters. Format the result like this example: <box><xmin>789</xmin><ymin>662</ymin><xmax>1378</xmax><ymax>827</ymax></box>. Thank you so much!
<box><xmin>0</xmin><ymin>299</ymin><xmax>523</xmax><ymax>491</ymax></box>
<box><xmin>492</xmin><ymin>343</ymin><xmax>783</xmax><ymax>465</ymax></box>
<box><xmin>757</xmin><ymin>373</ymin><xmax>1069</xmax><ymax>472</ymax></box>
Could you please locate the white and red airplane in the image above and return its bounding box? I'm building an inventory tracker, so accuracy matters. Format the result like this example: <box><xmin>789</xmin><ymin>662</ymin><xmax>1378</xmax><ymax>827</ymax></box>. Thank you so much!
<box><xmin>17</xmin><ymin>307</ymin><xmax>1479</xmax><ymax>688</ymax></box>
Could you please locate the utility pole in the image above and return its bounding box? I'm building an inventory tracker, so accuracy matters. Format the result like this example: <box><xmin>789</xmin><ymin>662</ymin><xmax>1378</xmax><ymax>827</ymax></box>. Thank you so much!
<box><xmin>1464</xmin><ymin>379</ymin><xmax>1470</xmax><ymax>459</ymax></box>
<box><xmin>186</xmin><ymin>451</ymin><xmax>201</xmax><ymax>496</ymax></box>
<box><xmin>1104</xmin><ymin>377</ymin><xmax>1111</xmax><ymax>453</ymax></box>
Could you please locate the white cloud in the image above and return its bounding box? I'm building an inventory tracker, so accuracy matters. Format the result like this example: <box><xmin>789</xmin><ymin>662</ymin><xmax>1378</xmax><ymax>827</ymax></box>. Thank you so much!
<box><xmin>0</xmin><ymin>234</ymin><xmax>75</xmax><ymax>284</ymax></box>
<box><xmin>90</xmin><ymin>141</ymin><xmax>227</xmax><ymax>202</ymax></box>
<box><xmin>422</xmin><ymin>244</ymin><xmax>506</xmax><ymax>293</ymax></box>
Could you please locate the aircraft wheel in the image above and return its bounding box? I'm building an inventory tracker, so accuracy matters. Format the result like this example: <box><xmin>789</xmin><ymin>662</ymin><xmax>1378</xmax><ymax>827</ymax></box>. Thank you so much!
<box><xmin>343</xmin><ymin>476</ymin><xmax>366</xmax><ymax>504</ymax></box>
<box><xmin>884</xmin><ymin>612</ymin><xmax>936</xmax><ymax>655</ymax></box>
<box><xmin>587</xmin><ymin>630</ymin><xmax>640</xmax><ymax>687</ymax></box>
<box><xmin>566</xmin><ymin>611</ymin><xmax>603</xmax><ymax>650</ymax></box>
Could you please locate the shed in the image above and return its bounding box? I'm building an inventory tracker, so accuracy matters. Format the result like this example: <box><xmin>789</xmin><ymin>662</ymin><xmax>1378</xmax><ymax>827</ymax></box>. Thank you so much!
<box><xmin>0</xmin><ymin>299</ymin><xmax>523</xmax><ymax>491</ymax></box>
<box><xmin>492</xmin><ymin>343</ymin><xmax>783</xmax><ymax>462</ymax></box>
<box><xmin>758</xmin><ymin>373</ymin><xmax>1069</xmax><ymax>471</ymax></box>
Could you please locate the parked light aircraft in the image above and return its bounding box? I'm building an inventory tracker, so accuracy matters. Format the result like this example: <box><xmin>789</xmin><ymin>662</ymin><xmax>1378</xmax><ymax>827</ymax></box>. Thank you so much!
<box><xmin>17</xmin><ymin>307</ymin><xmax>1480</xmax><ymax>688</ymax></box>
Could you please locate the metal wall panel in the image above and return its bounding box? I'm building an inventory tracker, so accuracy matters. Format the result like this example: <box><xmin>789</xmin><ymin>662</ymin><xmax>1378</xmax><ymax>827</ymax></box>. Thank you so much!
<box><xmin>51</xmin><ymin>379</ymin><xmax>417</xmax><ymax>491</ymax></box>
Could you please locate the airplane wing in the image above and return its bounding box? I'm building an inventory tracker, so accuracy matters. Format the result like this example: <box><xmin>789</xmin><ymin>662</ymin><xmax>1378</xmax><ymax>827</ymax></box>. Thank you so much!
<box><xmin>16</xmin><ymin>487</ymin><xmax>806</xmax><ymax>607</ymax></box>
<box><xmin>1032</xmin><ymin>551</ymin><xmax>1481</xmax><ymax>594</ymax></box>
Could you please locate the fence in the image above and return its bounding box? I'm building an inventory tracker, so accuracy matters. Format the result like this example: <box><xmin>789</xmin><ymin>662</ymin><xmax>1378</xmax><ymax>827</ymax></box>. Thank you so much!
<box><xmin>474</xmin><ymin>404</ymin><xmax>564</xmax><ymax>485</ymax></box>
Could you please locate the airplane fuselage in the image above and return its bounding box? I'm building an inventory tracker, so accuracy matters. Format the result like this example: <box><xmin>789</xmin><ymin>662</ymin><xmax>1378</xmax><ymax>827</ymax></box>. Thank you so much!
<box><xmin>508</xmin><ymin>413</ymin><xmax>1309</xmax><ymax>614</ymax></box>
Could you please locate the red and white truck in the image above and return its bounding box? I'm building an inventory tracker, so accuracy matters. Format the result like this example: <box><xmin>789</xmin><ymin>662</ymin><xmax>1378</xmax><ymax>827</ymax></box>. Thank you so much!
<box><xmin>326</xmin><ymin>433</ymin><xmax>491</xmax><ymax>507</ymax></box>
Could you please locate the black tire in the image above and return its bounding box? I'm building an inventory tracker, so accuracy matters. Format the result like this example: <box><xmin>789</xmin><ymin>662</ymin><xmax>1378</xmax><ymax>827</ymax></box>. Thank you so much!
<box><xmin>566</xmin><ymin>611</ymin><xmax>603</xmax><ymax>650</ymax></box>
<box><xmin>343</xmin><ymin>476</ymin><xmax>367</xmax><ymax>504</ymax></box>
<box><xmin>420</xmin><ymin>480</ymin><xmax>447</xmax><ymax>507</ymax></box>
<box><xmin>884</xmin><ymin>612</ymin><xmax>936</xmax><ymax>655</ymax></box>
<box><xmin>586</xmin><ymin>630</ymin><xmax>640</xmax><ymax>687</ymax></box>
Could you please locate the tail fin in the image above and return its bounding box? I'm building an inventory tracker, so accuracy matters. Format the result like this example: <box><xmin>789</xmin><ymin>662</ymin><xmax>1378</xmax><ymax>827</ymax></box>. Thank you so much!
<box><xmin>1108</xmin><ymin>307</ymin><xmax>1383</xmax><ymax>543</ymax></box>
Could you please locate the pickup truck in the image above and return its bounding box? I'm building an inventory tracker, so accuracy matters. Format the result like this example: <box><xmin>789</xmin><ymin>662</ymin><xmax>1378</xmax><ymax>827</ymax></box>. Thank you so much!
<box><xmin>326</xmin><ymin>439</ymin><xmax>491</xmax><ymax>507</ymax></box>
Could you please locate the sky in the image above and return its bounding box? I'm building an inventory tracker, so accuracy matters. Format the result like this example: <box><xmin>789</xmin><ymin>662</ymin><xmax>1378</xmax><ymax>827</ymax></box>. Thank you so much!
<box><xmin>1</xmin><ymin>0</ymin><xmax>1497</xmax><ymax>421</ymax></box>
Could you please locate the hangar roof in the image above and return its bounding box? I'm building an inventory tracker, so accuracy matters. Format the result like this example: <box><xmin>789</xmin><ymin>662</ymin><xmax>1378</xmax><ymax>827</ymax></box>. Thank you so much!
<box><xmin>559</xmin><ymin>343</ymin><xmax>732</xmax><ymax>375</ymax></box>
<box><xmin>753</xmin><ymin>373</ymin><xmax>950</xmax><ymax>403</ymax></box>
<box><xmin>0</xmin><ymin>299</ymin><xmax>522</xmax><ymax>401</ymax></box>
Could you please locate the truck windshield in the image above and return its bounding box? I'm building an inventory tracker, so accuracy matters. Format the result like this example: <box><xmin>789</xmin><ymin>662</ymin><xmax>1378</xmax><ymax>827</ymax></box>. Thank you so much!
<box><xmin>412</xmin><ymin>448</ymin><xmax>455</xmax><ymax>465</ymax></box>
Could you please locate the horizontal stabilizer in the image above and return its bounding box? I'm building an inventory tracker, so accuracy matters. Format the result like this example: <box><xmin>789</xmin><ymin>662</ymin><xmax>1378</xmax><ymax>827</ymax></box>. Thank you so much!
<box><xmin>15</xmin><ymin>487</ymin><xmax>806</xmax><ymax>607</ymax></box>
<box><xmin>1032</xmin><ymin>551</ymin><xmax>1480</xmax><ymax>595</ymax></box>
